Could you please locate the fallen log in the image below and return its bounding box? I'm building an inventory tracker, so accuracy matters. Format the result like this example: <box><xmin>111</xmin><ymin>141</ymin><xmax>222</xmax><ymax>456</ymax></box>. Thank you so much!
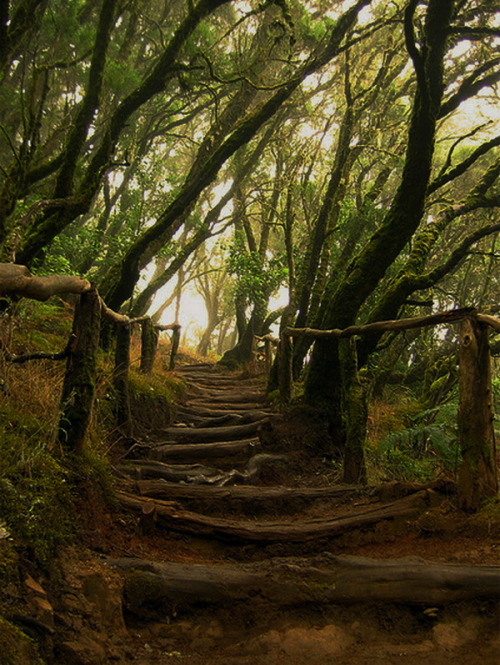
<box><xmin>117</xmin><ymin>488</ymin><xmax>441</xmax><ymax>543</ymax></box>
<box><xmin>133</xmin><ymin>480</ymin><xmax>363</xmax><ymax>501</ymax></box>
<box><xmin>160</xmin><ymin>419</ymin><xmax>269</xmax><ymax>443</ymax></box>
<box><xmin>188</xmin><ymin>390</ymin><xmax>265</xmax><ymax>404</ymax></box>
<box><xmin>186</xmin><ymin>400</ymin><xmax>267</xmax><ymax>412</ymax></box>
<box><xmin>175</xmin><ymin>409</ymin><xmax>271</xmax><ymax>428</ymax></box>
<box><xmin>111</xmin><ymin>554</ymin><xmax>500</xmax><ymax>621</ymax></box>
<box><xmin>182</xmin><ymin>376</ymin><xmax>263</xmax><ymax>387</ymax></box>
<box><xmin>175</xmin><ymin>404</ymin><xmax>272</xmax><ymax>420</ymax></box>
<box><xmin>117</xmin><ymin>461</ymin><xmax>246</xmax><ymax>485</ymax></box>
<box><xmin>148</xmin><ymin>438</ymin><xmax>262</xmax><ymax>464</ymax></box>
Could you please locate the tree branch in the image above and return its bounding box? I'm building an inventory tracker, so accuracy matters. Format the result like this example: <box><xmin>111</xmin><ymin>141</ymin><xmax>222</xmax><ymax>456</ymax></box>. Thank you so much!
<box><xmin>439</xmin><ymin>58</ymin><xmax>500</xmax><ymax>119</ymax></box>
<box><xmin>428</xmin><ymin>134</ymin><xmax>500</xmax><ymax>194</ymax></box>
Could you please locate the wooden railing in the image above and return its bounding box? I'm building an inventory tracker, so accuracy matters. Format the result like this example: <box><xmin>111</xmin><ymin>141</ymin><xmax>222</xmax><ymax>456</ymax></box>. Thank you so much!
<box><xmin>0</xmin><ymin>264</ymin><xmax>180</xmax><ymax>452</ymax></box>
<box><xmin>277</xmin><ymin>307</ymin><xmax>499</xmax><ymax>510</ymax></box>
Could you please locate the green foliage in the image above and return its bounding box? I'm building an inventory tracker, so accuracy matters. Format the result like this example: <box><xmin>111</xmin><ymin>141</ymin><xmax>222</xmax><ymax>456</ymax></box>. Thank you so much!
<box><xmin>227</xmin><ymin>237</ymin><xmax>287</xmax><ymax>306</ymax></box>
<box><xmin>105</xmin><ymin>60</ymin><xmax>142</xmax><ymax>95</ymax></box>
<box><xmin>492</xmin><ymin>375</ymin><xmax>500</xmax><ymax>401</ymax></box>
<box><xmin>373</xmin><ymin>399</ymin><xmax>460</xmax><ymax>482</ymax></box>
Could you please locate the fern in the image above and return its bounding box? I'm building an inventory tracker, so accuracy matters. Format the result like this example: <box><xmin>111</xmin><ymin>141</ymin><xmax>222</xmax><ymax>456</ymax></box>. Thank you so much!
<box><xmin>376</xmin><ymin>398</ymin><xmax>460</xmax><ymax>477</ymax></box>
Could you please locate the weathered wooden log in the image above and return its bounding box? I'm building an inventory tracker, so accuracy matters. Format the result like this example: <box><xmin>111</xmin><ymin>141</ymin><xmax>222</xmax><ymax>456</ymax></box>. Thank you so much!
<box><xmin>176</xmin><ymin>410</ymin><xmax>271</xmax><ymax>428</ymax></box>
<box><xmin>185</xmin><ymin>413</ymin><xmax>245</xmax><ymax>428</ymax></box>
<box><xmin>174</xmin><ymin>363</ymin><xmax>217</xmax><ymax>372</ymax></box>
<box><xmin>180</xmin><ymin>375</ymin><xmax>262</xmax><ymax>386</ymax></box>
<box><xmin>175</xmin><ymin>404</ymin><xmax>272</xmax><ymax>421</ymax></box>
<box><xmin>160</xmin><ymin>419</ymin><xmax>269</xmax><ymax>443</ymax></box>
<box><xmin>187</xmin><ymin>400</ymin><xmax>267</xmax><ymax>412</ymax></box>
<box><xmin>136</xmin><ymin>474</ymin><xmax>362</xmax><ymax>503</ymax></box>
<box><xmin>0</xmin><ymin>263</ymin><xmax>91</xmax><ymax>300</ymax></box>
<box><xmin>117</xmin><ymin>461</ymin><xmax>247</xmax><ymax>485</ymax></box>
<box><xmin>117</xmin><ymin>488</ymin><xmax>441</xmax><ymax>543</ymax></box>
<box><xmin>283</xmin><ymin>307</ymin><xmax>477</xmax><ymax>340</ymax></box>
<box><xmin>148</xmin><ymin>438</ymin><xmax>262</xmax><ymax>464</ymax></box>
<box><xmin>112</xmin><ymin>554</ymin><xmax>500</xmax><ymax>621</ymax></box>
<box><xmin>340</xmin><ymin>337</ymin><xmax>367</xmax><ymax>484</ymax></box>
<box><xmin>138</xmin><ymin>500</ymin><xmax>157</xmax><ymax>535</ymax></box>
<box><xmin>187</xmin><ymin>390</ymin><xmax>265</xmax><ymax>403</ymax></box>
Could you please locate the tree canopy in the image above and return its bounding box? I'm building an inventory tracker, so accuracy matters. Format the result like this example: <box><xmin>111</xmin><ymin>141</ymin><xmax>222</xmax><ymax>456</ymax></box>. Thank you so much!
<box><xmin>0</xmin><ymin>0</ymin><xmax>498</xmax><ymax>397</ymax></box>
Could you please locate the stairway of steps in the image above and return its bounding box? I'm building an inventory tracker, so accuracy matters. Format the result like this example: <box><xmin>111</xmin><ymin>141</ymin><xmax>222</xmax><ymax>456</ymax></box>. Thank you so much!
<box><xmin>106</xmin><ymin>363</ymin><xmax>500</xmax><ymax>665</ymax></box>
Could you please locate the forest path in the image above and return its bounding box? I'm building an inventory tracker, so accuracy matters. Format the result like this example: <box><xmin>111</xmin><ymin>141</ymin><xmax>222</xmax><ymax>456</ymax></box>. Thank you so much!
<box><xmin>105</xmin><ymin>363</ymin><xmax>499</xmax><ymax>665</ymax></box>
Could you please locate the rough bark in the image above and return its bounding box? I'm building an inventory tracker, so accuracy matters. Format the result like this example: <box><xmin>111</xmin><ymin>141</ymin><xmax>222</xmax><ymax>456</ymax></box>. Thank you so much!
<box><xmin>159</xmin><ymin>419</ymin><xmax>269</xmax><ymax>444</ymax></box>
<box><xmin>339</xmin><ymin>338</ymin><xmax>367</xmax><ymax>484</ymax></box>
<box><xmin>303</xmin><ymin>0</ymin><xmax>455</xmax><ymax>437</ymax></box>
<box><xmin>113</xmin><ymin>322</ymin><xmax>132</xmax><ymax>435</ymax></box>
<box><xmin>133</xmin><ymin>479</ymin><xmax>362</xmax><ymax>503</ymax></box>
<box><xmin>114</xmin><ymin>554</ymin><xmax>500</xmax><ymax>620</ymax></box>
<box><xmin>140</xmin><ymin>318</ymin><xmax>159</xmax><ymax>374</ymax></box>
<box><xmin>147</xmin><ymin>438</ymin><xmax>262</xmax><ymax>465</ymax></box>
<box><xmin>0</xmin><ymin>263</ymin><xmax>91</xmax><ymax>300</ymax></box>
<box><xmin>117</xmin><ymin>488</ymin><xmax>440</xmax><ymax>542</ymax></box>
<box><xmin>457</xmin><ymin>317</ymin><xmax>498</xmax><ymax>510</ymax></box>
<box><xmin>58</xmin><ymin>288</ymin><xmax>101</xmax><ymax>454</ymax></box>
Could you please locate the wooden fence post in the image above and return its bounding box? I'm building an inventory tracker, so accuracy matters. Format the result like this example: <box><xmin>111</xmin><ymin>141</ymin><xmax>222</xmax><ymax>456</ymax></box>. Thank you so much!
<box><xmin>140</xmin><ymin>318</ymin><xmax>158</xmax><ymax>373</ymax></box>
<box><xmin>58</xmin><ymin>287</ymin><xmax>101</xmax><ymax>454</ymax></box>
<box><xmin>168</xmin><ymin>324</ymin><xmax>181</xmax><ymax>371</ymax></box>
<box><xmin>339</xmin><ymin>337</ymin><xmax>367</xmax><ymax>484</ymax></box>
<box><xmin>278</xmin><ymin>333</ymin><xmax>293</xmax><ymax>403</ymax></box>
<box><xmin>114</xmin><ymin>321</ymin><xmax>132</xmax><ymax>435</ymax></box>
<box><xmin>264</xmin><ymin>336</ymin><xmax>274</xmax><ymax>376</ymax></box>
<box><xmin>457</xmin><ymin>316</ymin><xmax>498</xmax><ymax>510</ymax></box>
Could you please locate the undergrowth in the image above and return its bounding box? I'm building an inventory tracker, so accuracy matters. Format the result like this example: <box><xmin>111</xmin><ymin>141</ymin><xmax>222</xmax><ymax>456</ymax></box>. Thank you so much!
<box><xmin>367</xmin><ymin>392</ymin><xmax>461</xmax><ymax>482</ymax></box>
<box><xmin>0</xmin><ymin>300</ymin><xmax>183</xmax><ymax>571</ymax></box>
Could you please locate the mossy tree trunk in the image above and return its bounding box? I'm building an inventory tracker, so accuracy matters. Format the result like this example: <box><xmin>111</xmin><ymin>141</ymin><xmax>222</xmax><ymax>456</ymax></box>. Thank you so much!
<box><xmin>113</xmin><ymin>322</ymin><xmax>132</xmax><ymax>435</ymax></box>
<box><xmin>457</xmin><ymin>317</ymin><xmax>498</xmax><ymax>511</ymax></box>
<box><xmin>58</xmin><ymin>287</ymin><xmax>101</xmax><ymax>454</ymax></box>
<box><xmin>303</xmin><ymin>0</ymin><xmax>454</xmax><ymax>446</ymax></box>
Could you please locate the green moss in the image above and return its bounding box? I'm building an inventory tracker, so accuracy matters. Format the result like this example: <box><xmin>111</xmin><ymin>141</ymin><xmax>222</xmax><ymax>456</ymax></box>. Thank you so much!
<box><xmin>0</xmin><ymin>616</ymin><xmax>45</xmax><ymax>665</ymax></box>
<box><xmin>128</xmin><ymin>369</ymin><xmax>186</xmax><ymax>404</ymax></box>
<box><xmin>0</xmin><ymin>538</ymin><xmax>19</xmax><ymax>588</ymax></box>
<box><xmin>0</xmin><ymin>461</ymin><xmax>75</xmax><ymax>566</ymax></box>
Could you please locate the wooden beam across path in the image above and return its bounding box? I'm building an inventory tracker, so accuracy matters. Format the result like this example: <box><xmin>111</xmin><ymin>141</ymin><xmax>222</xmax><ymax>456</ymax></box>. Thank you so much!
<box><xmin>113</xmin><ymin>554</ymin><xmax>500</xmax><ymax>616</ymax></box>
<box><xmin>117</xmin><ymin>488</ymin><xmax>439</xmax><ymax>543</ymax></box>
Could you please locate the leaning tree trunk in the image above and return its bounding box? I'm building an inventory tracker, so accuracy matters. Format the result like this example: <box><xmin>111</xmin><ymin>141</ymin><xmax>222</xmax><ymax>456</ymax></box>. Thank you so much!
<box><xmin>303</xmin><ymin>0</ymin><xmax>454</xmax><ymax>447</ymax></box>
<box><xmin>457</xmin><ymin>317</ymin><xmax>498</xmax><ymax>511</ymax></box>
<box><xmin>58</xmin><ymin>288</ymin><xmax>101</xmax><ymax>454</ymax></box>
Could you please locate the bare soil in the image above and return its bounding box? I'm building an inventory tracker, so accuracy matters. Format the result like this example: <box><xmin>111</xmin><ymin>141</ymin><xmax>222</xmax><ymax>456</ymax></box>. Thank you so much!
<box><xmin>46</xmin><ymin>365</ymin><xmax>500</xmax><ymax>664</ymax></box>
